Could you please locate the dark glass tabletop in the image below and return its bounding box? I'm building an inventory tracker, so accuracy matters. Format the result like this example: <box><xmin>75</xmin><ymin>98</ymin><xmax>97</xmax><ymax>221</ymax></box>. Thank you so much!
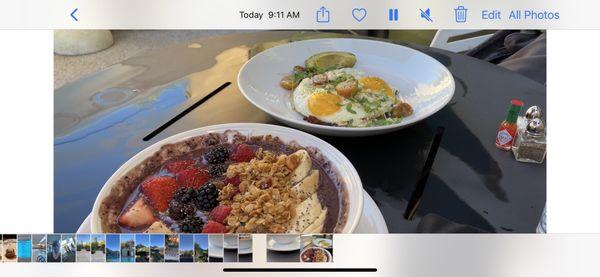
<box><xmin>54</xmin><ymin>31</ymin><xmax>546</xmax><ymax>233</ymax></box>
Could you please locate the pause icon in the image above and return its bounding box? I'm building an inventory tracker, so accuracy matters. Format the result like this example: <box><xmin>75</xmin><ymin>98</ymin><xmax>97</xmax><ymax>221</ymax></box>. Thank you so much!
<box><xmin>388</xmin><ymin>9</ymin><xmax>399</xmax><ymax>21</ymax></box>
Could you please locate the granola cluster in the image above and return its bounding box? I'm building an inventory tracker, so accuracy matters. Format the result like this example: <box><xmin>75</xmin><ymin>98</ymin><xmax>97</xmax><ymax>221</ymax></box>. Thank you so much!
<box><xmin>219</xmin><ymin>149</ymin><xmax>300</xmax><ymax>233</ymax></box>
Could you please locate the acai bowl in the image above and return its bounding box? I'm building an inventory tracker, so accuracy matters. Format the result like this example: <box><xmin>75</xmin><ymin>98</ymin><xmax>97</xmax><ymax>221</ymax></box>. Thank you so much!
<box><xmin>91</xmin><ymin>123</ymin><xmax>363</xmax><ymax>234</ymax></box>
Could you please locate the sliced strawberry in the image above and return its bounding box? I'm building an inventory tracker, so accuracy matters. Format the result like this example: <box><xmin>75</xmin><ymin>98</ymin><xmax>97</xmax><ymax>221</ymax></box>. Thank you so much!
<box><xmin>209</xmin><ymin>205</ymin><xmax>232</xmax><ymax>224</ymax></box>
<box><xmin>164</xmin><ymin>159</ymin><xmax>195</xmax><ymax>174</ymax></box>
<box><xmin>118</xmin><ymin>197</ymin><xmax>156</xmax><ymax>228</ymax></box>
<box><xmin>176</xmin><ymin>168</ymin><xmax>209</xmax><ymax>189</ymax></box>
<box><xmin>140</xmin><ymin>176</ymin><xmax>178</xmax><ymax>212</ymax></box>
<box><xmin>231</xmin><ymin>144</ymin><xmax>254</xmax><ymax>163</ymax></box>
<box><xmin>202</xmin><ymin>220</ymin><xmax>226</xmax><ymax>233</ymax></box>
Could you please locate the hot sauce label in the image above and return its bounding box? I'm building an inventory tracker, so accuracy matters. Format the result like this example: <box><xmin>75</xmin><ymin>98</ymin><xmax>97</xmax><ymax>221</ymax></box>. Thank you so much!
<box><xmin>496</xmin><ymin>129</ymin><xmax>513</xmax><ymax>146</ymax></box>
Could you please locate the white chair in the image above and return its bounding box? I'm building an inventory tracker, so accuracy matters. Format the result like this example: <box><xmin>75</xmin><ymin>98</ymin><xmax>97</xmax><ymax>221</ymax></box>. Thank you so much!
<box><xmin>430</xmin><ymin>30</ymin><xmax>493</xmax><ymax>53</ymax></box>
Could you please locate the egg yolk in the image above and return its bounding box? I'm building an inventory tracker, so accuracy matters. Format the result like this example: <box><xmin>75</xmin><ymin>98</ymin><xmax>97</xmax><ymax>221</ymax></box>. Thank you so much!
<box><xmin>358</xmin><ymin>77</ymin><xmax>395</xmax><ymax>100</ymax></box>
<box><xmin>308</xmin><ymin>93</ymin><xmax>342</xmax><ymax>116</ymax></box>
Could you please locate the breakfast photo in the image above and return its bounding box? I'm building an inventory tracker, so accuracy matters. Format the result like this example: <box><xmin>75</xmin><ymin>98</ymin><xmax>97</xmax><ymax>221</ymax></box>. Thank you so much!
<box><xmin>267</xmin><ymin>234</ymin><xmax>301</xmax><ymax>262</ymax></box>
<box><xmin>54</xmin><ymin>30</ymin><xmax>546</xmax><ymax>235</ymax></box>
<box><xmin>300</xmin><ymin>234</ymin><xmax>333</xmax><ymax>263</ymax></box>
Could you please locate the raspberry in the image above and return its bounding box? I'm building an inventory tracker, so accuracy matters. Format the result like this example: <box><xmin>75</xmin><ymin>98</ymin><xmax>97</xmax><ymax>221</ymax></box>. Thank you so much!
<box><xmin>204</xmin><ymin>145</ymin><xmax>230</xmax><ymax>164</ymax></box>
<box><xmin>176</xmin><ymin>168</ymin><xmax>209</xmax><ymax>189</ymax></box>
<box><xmin>209</xmin><ymin>205</ymin><xmax>232</xmax><ymax>224</ymax></box>
<box><xmin>202</xmin><ymin>220</ymin><xmax>226</xmax><ymax>233</ymax></box>
<box><xmin>231</xmin><ymin>144</ymin><xmax>254</xmax><ymax>163</ymax></box>
<box><xmin>195</xmin><ymin>183</ymin><xmax>219</xmax><ymax>211</ymax></box>
<box><xmin>140</xmin><ymin>176</ymin><xmax>179</xmax><ymax>212</ymax></box>
<box><xmin>164</xmin><ymin>159</ymin><xmax>195</xmax><ymax>174</ymax></box>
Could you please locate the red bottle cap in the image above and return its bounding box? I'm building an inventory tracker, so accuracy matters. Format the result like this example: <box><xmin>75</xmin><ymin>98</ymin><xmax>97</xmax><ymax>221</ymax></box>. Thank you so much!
<box><xmin>511</xmin><ymin>99</ymin><xmax>524</xmax><ymax>107</ymax></box>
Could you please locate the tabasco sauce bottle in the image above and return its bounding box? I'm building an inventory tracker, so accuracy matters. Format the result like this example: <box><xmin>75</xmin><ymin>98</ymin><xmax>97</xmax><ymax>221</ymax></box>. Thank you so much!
<box><xmin>496</xmin><ymin>99</ymin><xmax>524</xmax><ymax>150</ymax></box>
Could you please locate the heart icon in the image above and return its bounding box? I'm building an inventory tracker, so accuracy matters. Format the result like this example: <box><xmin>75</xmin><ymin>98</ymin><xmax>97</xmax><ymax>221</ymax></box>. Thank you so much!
<box><xmin>352</xmin><ymin>8</ymin><xmax>367</xmax><ymax>22</ymax></box>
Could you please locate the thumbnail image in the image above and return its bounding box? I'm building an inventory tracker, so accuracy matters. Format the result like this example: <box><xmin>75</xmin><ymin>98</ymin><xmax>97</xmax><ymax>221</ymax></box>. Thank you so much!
<box><xmin>46</xmin><ymin>234</ymin><xmax>61</xmax><ymax>262</ymax></box>
<box><xmin>135</xmin><ymin>234</ymin><xmax>150</xmax><ymax>262</ymax></box>
<box><xmin>300</xmin><ymin>234</ymin><xmax>333</xmax><ymax>263</ymax></box>
<box><xmin>0</xmin><ymin>235</ymin><xmax>2</xmax><ymax>262</ymax></box>
<box><xmin>17</xmin><ymin>234</ymin><xmax>32</xmax><ymax>262</ymax></box>
<box><xmin>76</xmin><ymin>234</ymin><xmax>91</xmax><ymax>262</ymax></box>
<box><xmin>238</xmin><ymin>234</ymin><xmax>253</xmax><ymax>262</ymax></box>
<box><xmin>2</xmin><ymin>235</ymin><xmax>17</xmax><ymax>262</ymax></box>
<box><xmin>149</xmin><ymin>234</ymin><xmax>165</xmax><ymax>263</ymax></box>
<box><xmin>91</xmin><ymin>234</ymin><xmax>106</xmax><ymax>262</ymax></box>
<box><xmin>208</xmin><ymin>234</ymin><xmax>223</xmax><ymax>263</ymax></box>
<box><xmin>105</xmin><ymin>234</ymin><xmax>120</xmax><ymax>262</ymax></box>
<box><xmin>165</xmin><ymin>234</ymin><xmax>179</xmax><ymax>262</ymax></box>
<box><xmin>179</xmin><ymin>234</ymin><xmax>194</xmax><ymax>262</ymax></box>
<box><xmin>60</xmin><ymin>234</ymin><xmax>76</xmax><ymax>262</ymax></box>
<box><xmin>223</xmin><ymin>234</ymin><xmax>238</xmax><ymax>262</ymax></box>
<box><xmin>266</xmin><ymin>234</ymin><xmax>300</xmax><ymax>262</ymax></box>
<box><xmin>32</xmin><ymin>235</ymin><xmax>47</xmax><ymax>262</ymax></box>
<box><xmin>193</xmin><ymin>234</ymin><xmax>208</xmax><ymax>263</ymax></box>
<box><xmin>120</xmin><ymin>234</ymin><xmax>135</xmax><ymax>262</ymax></box>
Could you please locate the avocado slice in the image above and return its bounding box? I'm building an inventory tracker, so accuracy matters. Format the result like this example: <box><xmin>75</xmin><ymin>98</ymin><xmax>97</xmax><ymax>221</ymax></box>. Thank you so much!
<box><xmin>305</xmin><ymin>51</ymin><xmax>357</xmax><ymax>71</ymax></box>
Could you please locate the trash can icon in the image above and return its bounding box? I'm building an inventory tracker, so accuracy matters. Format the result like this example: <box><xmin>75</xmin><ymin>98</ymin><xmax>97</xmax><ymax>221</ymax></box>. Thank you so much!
<box><xmin>454</xmin><ymin>6</ymin><xmax>467</xmax><ymax>23</ymax></box>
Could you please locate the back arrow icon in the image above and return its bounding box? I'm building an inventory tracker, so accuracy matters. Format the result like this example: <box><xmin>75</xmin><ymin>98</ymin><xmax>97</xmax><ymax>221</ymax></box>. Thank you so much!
<box><xmin>71</xmin><ymin>8</ymin><xmax>78</xmax><ymax>21</ymax></box>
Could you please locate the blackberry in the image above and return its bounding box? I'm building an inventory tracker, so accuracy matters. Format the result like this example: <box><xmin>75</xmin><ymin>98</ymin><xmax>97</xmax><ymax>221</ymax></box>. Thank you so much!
<box><xmin>195</xmin><ymin>183</ymin><xmax>219</xmax><ymax>211</ymax></box>
<box><xmin>207</xmin><ymin>164</ymin><xmax>227</xmax><ymax>178</ymax></box>
<box><xmin>179</xmin><ymin>216</ymin><xmax>204</xmax><ymax>233</ymax></box>
<box><xmin>204</xmin><ymin>145</ymin><xmax>229</xmax><ymax>164</ymax></box>
<box><xmin>168</xmin><ymin>201</ymin><xmax>197</xmax><ymax>220</ymax></box>
<box><xmin>172</xmin><ymin>187</ymin><xmax>198</xmax><ymax>204</ymax></box>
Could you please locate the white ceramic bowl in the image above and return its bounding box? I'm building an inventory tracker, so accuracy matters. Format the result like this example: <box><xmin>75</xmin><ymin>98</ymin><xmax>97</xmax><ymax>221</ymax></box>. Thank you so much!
<box><xmin>238</xmin><ymin>38</ymin><xmax>455</xmax><ymax>136</ymax></box>
<box><xmin>90</xmin><ymin>123</ymin><xmax>363</xmax><ymax>233</ymax></box>
<box><xmin>271</xmin><ymin>234</ymin><xmax>299</xmax><ymax>245</ymax></box>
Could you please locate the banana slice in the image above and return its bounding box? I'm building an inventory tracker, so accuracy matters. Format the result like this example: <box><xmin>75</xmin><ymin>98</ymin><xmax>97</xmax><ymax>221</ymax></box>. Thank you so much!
<box><xmin>292</xmin><ymin>170</ymin><xmax>319</xmax><ymax>201</ymax></box>
<box><xmin>289</xmin><ymin>193</ymin><xmax>323</xmax><ymax>233</ymax></box>
<box><xmin>303</xmin><ymin>208</ymin><xmax>327</xmax><ymax>233</ymax></box>
<box><xmin>289</xmin><ymin>150</ymin><xmax>312</xmax><ymax>184</ymax></box>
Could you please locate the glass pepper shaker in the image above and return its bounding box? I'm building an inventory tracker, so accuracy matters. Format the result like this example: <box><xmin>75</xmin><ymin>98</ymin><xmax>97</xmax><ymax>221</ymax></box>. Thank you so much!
<box><xmin>513</xmin><ymin>118</ymin><xmax>546</xmax><ymax>163</ymax></box>
<box><xmin>514</xmin><ymin>105</ymin><xmax>543</xmax><ymax>151</ymax></box>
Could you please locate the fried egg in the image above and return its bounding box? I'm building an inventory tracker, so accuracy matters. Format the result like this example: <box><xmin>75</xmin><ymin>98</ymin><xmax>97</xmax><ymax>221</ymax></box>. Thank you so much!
<box><xmin>292</xmin><ymin>68</ymin><xmax>397</xmax><ymax>126</ymax></box>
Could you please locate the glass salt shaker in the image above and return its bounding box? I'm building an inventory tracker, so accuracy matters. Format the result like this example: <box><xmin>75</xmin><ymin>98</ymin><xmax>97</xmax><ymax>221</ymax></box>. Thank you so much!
<box><xmin>514</xmin><ymin>106</ymin><xmax>543</xmax><ymax>151</ymax></box>
<box><xmin>513</xmin><ymin>118</ymin><xmax>546</xmax><ymax>163</ymax></box>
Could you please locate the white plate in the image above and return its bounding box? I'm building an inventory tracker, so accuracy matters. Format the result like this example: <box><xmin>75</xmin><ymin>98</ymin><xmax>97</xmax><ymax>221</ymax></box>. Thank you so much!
<box><xmin>77</xmin><ymin>190</ymin><xmax>388</xmax><ymax>234</ymax></box>
<box><xmin>267</xmin><ymin>236</ymin><xmax>301</xmax><ymax>252</ymax></box>
<box><xmin>312</xmin><ymin>238</ymin><xmax>333</xmax><ymax>249</ymax></box>
<box><xmin>238</xmin><ymin>38</ymin><xmax>455</xmax><ymax>136</ymax></box>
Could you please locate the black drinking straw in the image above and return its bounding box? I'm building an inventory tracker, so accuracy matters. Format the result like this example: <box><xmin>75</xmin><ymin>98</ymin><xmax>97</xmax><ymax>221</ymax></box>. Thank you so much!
<box><xmin>404</xmin><ymin>126</ymin><xmax>445</xmax><ymax>220</ymax></box>
<box><xmin>143</xmin><ymin>82</ymin><xmax>231</xmax><ymax>141</ymax></box>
